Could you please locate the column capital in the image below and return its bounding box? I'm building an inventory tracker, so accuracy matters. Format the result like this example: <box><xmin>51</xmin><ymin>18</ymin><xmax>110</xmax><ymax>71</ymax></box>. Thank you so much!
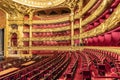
<box><xmin>70</xmin><ymin>13</ymin><xmax>74</xmax><ymax>22</ymax></box>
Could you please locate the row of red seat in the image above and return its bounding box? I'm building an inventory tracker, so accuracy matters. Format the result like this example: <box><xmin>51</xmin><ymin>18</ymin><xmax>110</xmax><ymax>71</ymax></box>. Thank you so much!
<box><xmin>23</xmin><ymin>23</ymin><xmax>70</xmax><ymax>29</ymax></box>
<box><xmin>23</xmin><ymin>29</ymin><xmax>79</xmax><ymax>38</ymax></box>
<box><xmin>11</xmin><ymin>40</ymin><xmax>71</xmax><ymax>47</ymax></box>
<box><xmin>23</xmin><ymin>40</ymin><xmax>71</xmax><ymax>47</ymax></box>
<box><xmin>22</xmin><ymin>53</ymin><xmax>66</xmax><ymax>80</ymax></box>
<box><xmin>0</xmin><ymin>58</ymin><xmax>20</xmax><ymax>71</ymax></box>
<box><xmin>0</xmin><ymin>52</ymin><xmax>65</xmax><ymax>80</ymax></box>
<box><xmin>23</xmin><ymin>19</ymin><xmax>80</xmax><ymax>30</ymax></box>
<box><xmin>59</xmin><ymin>52</ymin><xmax>78</xmax><ymax>80</ymax></box>
<box><xmin>32</xmin><ymin>22</ymin><xmax>70</xmax><ymax>29</ymax></box>
<box><xmin>1</xmin><ymin>49</ymin><xmax>120</xmax><ymax>80</ymax></box>
<box><xmin>31</xmin><ymin>31</ymin><xmax>71</xmax><ymax>37</ymax></box>
<box><xmin>0</xmin><ymin>56</ymin><xmax>48</xmax><ymax>79</ymax></box>
<box><xmin>81</xmin><ymin>48</ymin><xmax>120</xmax><ymax>79</ymax></box>
<box><xmin>83</xmin><ymin>31</ymin><xmax>120</xmax><ymax>46</ymax></box>
<box><xmin>29</xmin><ymin>53</ymin><xmax>69</xmax><ymax>80</ymax></box>
<box><xmin>70</xmin><ymin>48</ymin><xmax>119</xmax><ymax>80</ymax></box>
<box><xmin>78</xmin><ymin>51</ymin><xmax>92</xmax><ymax>80</ymax></box>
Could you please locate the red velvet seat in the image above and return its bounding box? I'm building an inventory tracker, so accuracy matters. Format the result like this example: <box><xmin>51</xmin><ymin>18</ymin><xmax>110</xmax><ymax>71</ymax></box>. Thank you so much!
<box><xmin>110</xmin><ymin>68</ymin><xmax>118</xmax><ymax>77</ymax></box>
<box><xmin>104</xmin><ymin>33</ymin><xmax>112</xmax><ymax>46</ymax></box>
<box><xmin>98</xmin><ymin>35</ymin><xmax>104</xmax><ymax>46</ymax></box>
<box><xmin>111</xmin><ymin>32</ymin><xmax>120</xmax><ymax>46</ymax></box>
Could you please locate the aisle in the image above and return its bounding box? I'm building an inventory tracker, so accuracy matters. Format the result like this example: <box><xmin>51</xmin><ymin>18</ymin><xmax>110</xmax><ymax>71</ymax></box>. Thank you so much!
<box><xmin>74</xmin><ymin>56</ymin><xmax>82</xmax><ymax>80</ymax></box>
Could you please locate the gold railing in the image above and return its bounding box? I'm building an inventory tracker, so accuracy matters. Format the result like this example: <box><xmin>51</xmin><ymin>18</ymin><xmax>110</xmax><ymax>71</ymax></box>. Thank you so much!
<box><xmin>21</xmin><ymin>34</ymin><xmax>79</xmax><ymax>41</ymax></box>
<box><xmin>84</xmin><ymin>46</ymin><xmax>120</xmax><ymax>55</ymax></box>
<box><xmin>81</xmin><ymin>4</ymin><xmax>120</xmax><ymax>38</ymax></box>
<box><xmin>32</xmin><ymin>17</ymin><xmax>70</xmax><ymax>24</ymax></box>
<box><xmin>74</xmin><ymin>0</ymin><xmax>97</xmax><ymax>19</ymax></box>
<box><xmin>8</xmin><ymin>46</ymin><xmax>120</xmax><ymax>55</ymax></box>
<box><xmin>23</xmin><ymin>24</ymin><xmax>79</xmax><ymax>32</ymax></box>
<box><xmin>23</xmin><ymin>26</ymin><xmax>71</xmax><ymax>32</ymax></box>
<box><xmin>82</xmin><ymin>0</ymin><xmax>109</xmax><ymax>26</ymax></box>
<box><xmin>22</xmin><ymin>36</ymin><xmax>71</xmax><ymax>41</ymax></box>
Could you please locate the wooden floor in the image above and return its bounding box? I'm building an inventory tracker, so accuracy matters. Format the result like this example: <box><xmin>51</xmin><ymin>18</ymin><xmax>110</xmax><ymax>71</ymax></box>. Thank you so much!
<box><xmin>0</xmin><ymin>67</ymin><xmax>18</xmax><ymax>76</ymax></box>
<box><xmin>21</xmin><ymin>61</ymin><xmax>35</xmax><ymax>66</ymax></box>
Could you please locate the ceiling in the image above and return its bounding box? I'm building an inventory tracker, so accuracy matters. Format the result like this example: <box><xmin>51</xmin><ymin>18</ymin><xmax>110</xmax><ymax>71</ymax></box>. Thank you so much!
<box><xmin>0</xmin><ymin>0</ymin><xmax>81</xmax><ymax>16</ymax></box>
<box><xmin>12</xmin><ymin>0</ymin><xmax>66</xmax><ymax>8</ymax></box>
<box><xmin>0</xmin><ymin>0</ymin><xmax>84</xmax><ymax>19</ymax></box>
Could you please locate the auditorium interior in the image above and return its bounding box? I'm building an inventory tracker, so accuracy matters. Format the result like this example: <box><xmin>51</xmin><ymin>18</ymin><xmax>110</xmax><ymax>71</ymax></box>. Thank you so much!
<box><xmin>0</xmin><ymin>0</ymin><xmax>120</xmax><ymax>80</ymax></box>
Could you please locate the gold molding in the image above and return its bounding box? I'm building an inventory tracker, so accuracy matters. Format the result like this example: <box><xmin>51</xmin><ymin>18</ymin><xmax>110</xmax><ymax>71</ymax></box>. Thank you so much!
<box><xmin>4</xmin><ymin>10</ymin><xmax>9</xmax><ymax>57</ymax></box>
<box><xmin>22</xmin><ymin>36</ymin><xmax>71</xmax><ymax>41</ymax></box>
<box><xmin>82</xmin><ymin>0</ymin><xmax>110</xmax><ymax>26</ymax></box>
<box><xmin>24</xmin><ymin>26</ymin><xmax>71</xmax><ymax>32</ymax></box>
<box><xmin>32</xmin><ymin>16</ymin><xmax>70</xmax><ymax>24</ymax></box>
<box><xmin>75</xmin><ymin>0</ymin><xmax>97</xmax><ymax>19</ymax></box>
<box><xmin>85</xmin><ymin>46</ymin><xmax>120</xmax><ymax>55</ymax></box>
<box><xmin>8</xmin><ymin>46</ymin><xmax>120</xmax><ymax>54</ymax></box>
<box><xmin>12</xmin><ymin>0</ymin><xmax>66</xmax><ymax>8</ymax></box>
<box><xmin>81</xmin><ymin>4</ymin><xmax>120</xmax><ymax>38</ymax></box>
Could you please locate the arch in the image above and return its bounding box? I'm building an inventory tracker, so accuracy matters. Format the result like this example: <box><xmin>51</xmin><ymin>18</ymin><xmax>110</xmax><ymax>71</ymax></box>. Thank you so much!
<box><xmin>11</xmin><ymin>33</ymin><xmax>18</xmax><ymax>47</ymax></box>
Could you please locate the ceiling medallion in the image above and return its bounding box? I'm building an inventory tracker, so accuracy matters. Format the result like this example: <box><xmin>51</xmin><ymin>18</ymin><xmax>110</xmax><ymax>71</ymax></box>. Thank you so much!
<box><xmin>12</xmin><ymin>0</ymin><xmax>66</xmax><ymax>8</ymax></box>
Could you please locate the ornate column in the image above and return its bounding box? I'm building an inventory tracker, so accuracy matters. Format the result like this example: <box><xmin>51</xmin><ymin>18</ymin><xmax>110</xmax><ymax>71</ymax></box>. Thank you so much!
<box><xmin>78</xmin><ymin>0</ymin><xmax>83</xmax><ymax>45</ymax></box>
<box><xmin>70</xmin><ymin>9</ymin><xmax>74</xmax><ymax>46</ymax></box>
<box><xmin>29</xmin><ymin>12</ymin><xmax>33</xmax><ymax>56</ymax></box>
<box><xmin>79</xmin><ymin>18</ymin><xmax>82</xmax><ymax>45</ymax></box>
<box><xmin>4</xmin><ymin>13</ymin><xmax>9</xmax><ymax>57</ymax></box>
<box><xmin>18</xmin><ymin>14</ymin><xmax>24</xmax><ymax>58</ymax></box>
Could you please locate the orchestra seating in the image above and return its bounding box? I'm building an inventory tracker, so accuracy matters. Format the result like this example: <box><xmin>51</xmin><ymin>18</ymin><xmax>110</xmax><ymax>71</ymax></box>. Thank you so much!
<box><xmin>0</xmin><ymin>49</ymin><xmax>120</xmax><ymax>80</ymax></box>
